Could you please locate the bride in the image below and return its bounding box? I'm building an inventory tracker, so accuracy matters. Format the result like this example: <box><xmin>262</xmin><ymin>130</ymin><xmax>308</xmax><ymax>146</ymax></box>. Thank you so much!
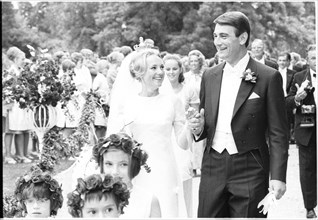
<box><xmin>106</xmin><ymin>38</ymin><xmax>191</xmax><ymax>217</ymax></box>
<box><xmin>106</xmin><ymin>37</ymin><xmax>171</xmax><ymax>135</ymax></box>
<box><xmin>55</xmin><ymin>38</ymin><xmax>190</xmax><ymax>218</ymax></box>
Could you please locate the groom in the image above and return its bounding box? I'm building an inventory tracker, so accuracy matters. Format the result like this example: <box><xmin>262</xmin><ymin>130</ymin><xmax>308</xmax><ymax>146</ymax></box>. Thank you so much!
<box><xmin>189</xmin><ymin>11</ymin><xmax>289</xmax><ymax>217</ymax></box>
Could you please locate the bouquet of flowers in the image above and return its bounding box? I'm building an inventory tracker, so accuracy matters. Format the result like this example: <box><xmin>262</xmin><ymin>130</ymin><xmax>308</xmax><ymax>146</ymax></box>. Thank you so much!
<box><xmin>2</xmin><ymin>69</ymin><xmax>15</xmax><ymax>103</ymax></box>
<box><xmin>90</xmin><ymin>89</ymin><xmax>110</xmax><ymax>118</ymax></box>
<box><xmin>3</xmin><ymin>58</ymin><xmax>77</xmax><ymax>110</ymax></box>
<box><xmin>2</xmin><ymin>69</ymin><xmax>16</xmax><ymax>112</ymax></box>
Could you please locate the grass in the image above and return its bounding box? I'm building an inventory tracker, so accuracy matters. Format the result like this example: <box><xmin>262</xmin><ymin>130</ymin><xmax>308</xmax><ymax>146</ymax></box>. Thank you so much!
<box><xmin>3</xmin><ymin>159</ymin><xmax>75</xmax><ymax>195</ymax></box>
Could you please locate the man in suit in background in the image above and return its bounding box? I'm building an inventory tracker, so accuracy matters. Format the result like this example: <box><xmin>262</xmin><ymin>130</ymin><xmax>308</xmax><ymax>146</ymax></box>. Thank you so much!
<box><xmin>277</xmin><ymin>52</ymin><xmax>296</xmax><ymax>144</ymax></box>
<box><xmin>188</xmin><ymin>11</ymin><xmax>289</xmax><ymax>218</ymax></box>
<box><xmin>278</xmin><ymin>52</ymin><xmax>296</xmax><ymax>96</ymax></box>
<box><xmin>286</xmin><ymin>44</ymin><xmax>317</xmax><ymax>218</ymax></box>
<box><xmin>251</xmin><ymin>38</ymin><xmax>279</xmax><ymax>70</ymax></box>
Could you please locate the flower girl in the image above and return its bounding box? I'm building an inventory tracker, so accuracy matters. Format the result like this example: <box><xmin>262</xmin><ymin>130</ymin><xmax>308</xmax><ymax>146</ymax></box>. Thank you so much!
<box><xmin>92</xmin><ymin>132</ymin><xmax>161</xmax><ymax>218</ymax></box>
<box><xmin>67</xmin><ymin>174</ymin><xmax>129</xmax><ymax>218</ymax></box>
<box><xmin>14</xmin><ymin>162</ymin><xmax>63</xmax><ymax>218</ymax></box>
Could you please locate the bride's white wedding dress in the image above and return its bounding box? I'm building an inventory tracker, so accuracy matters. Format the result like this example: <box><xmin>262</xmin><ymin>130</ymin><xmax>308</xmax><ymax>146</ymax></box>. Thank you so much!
<box><xmin>106</xmin><ymin>51</ymin><xmax>187</xmax><ymax>217</ymax></box>
<box><xmin>54</xmin><ymin>51</ymin><xmax>187</xmax><ymax>218</ymax></box>
<box><xmin>120</xmin><ymin>185</ymin><xmax>154</xmax><ymax>218</ymax></box>
<box><xmin>108</xmin><ymin>92</ymin><xmax>187</xmax><ymax>218</ymax></box>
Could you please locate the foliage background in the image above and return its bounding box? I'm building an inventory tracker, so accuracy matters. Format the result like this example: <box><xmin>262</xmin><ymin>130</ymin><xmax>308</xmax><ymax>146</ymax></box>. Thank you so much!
<box><xmin>2</xmin><ymin>1</ymin><xmax>316</xmax><ymax>59</ymax></box>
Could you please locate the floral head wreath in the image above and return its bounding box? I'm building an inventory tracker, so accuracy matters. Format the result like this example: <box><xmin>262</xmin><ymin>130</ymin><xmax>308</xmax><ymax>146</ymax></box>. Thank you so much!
<box><xmin>67</xmin><ymin>174</ymin><xmax>130</xmax><ymax>217</ymax></box>
<box><xmin>3</xmin><ymin>194</ymin><xmax>23</xmax><ymax>218</ymax></box>
<box><xmin>129</xmin><ymin>37</ymin><xmax>159</xmax><ymax>80</ymax></box>
<box><xmin>92</xmin><ymin>133</ymin><xmax>151</xmax><ymax>177</ymax></box>
<box><xmin>133</xmin><ymin>37</ymin><xmax>154</xmax><ymax>52</ymax></box>
<box><xmin>14</xmin><ymin>161</ymin><xmax>63</xmax><ymax>217</ymax></box>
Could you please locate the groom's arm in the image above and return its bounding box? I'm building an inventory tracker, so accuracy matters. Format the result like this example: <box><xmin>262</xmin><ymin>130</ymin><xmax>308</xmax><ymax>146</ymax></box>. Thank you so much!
<box><xmin>266</xmin><ymin>70</ymin><xmax>289</xmax><ymax>182</ymax></box>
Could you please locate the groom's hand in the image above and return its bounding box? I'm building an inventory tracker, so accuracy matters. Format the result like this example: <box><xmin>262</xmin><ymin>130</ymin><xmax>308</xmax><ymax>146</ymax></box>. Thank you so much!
<box><xmin>269</xmin><ymin>179</ymin><xmax>286</xmax><ymax>200</ymax></box>
<box><xmin>188</xmin><ymin>108</ymin><xmax>205</xmax><ymax>136</ymax></box>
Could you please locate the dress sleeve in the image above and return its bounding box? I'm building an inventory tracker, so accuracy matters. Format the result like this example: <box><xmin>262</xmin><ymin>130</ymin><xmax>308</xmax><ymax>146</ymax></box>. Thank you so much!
<box><xmin>172</xmin><ymin>94</ymin><xmax>192</xmax><ymax>150</ymax></box>
<box><xmin>105</xmin><ymin>101</ymin><xmax>125</xmax><ymax>137</ymax></box>
<box><xmin>183</xmin><ymin>83</ymin><xmax>200</xmax><ymax>109</ymax></box>
<box><xmin>172</xmin><ymin>95</ymin><xmax>186</xmax><ymax>137</ymax></box>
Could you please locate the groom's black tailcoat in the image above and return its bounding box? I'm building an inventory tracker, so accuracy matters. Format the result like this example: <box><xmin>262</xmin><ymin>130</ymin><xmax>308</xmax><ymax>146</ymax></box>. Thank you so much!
<box><xmin>197</xmin><ymin>57</ymin><xmax>289</xmax><ymax>217</ymax></box>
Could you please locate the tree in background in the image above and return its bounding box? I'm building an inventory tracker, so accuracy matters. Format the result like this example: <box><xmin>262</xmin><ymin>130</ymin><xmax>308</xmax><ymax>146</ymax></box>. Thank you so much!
<box><xmin>2</xmin><ymin>2</ymin><xmax>42</xmax><ymax>56</ymax></box>
<box><xmin>2</xmin><ymin>2</ymin><xmax>18</xmax><ymax>50</ymax></box>
<box><xmin>194</xmin><ymin>2</ymin><xmax>316</xmax><ymax>58</ymax></box>
<box><xmin>2</xmin><ymin>1</ymin><xmax>315</xmax><ymax>59</ymax></box>
<box><xmin>93</xmin><ymin>2</ymin><xmax>128</xmax><ymax>56</ymax></box>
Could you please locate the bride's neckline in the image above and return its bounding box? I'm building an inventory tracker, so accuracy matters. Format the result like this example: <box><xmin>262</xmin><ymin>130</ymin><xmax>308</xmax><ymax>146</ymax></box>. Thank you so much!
<box><xmin>138</xmin><ymin>92</ymin><xmax>160</xmax><ymax>98</ymax></box>
<box><xmin>137</xmin><ymin>94</ymin><xmax>162</xmax><ymax>101</ymax></box>
<box><xmin>138</xmin><ymin>87</ymin><xmax>161</xmax><ymax>97</ymax></box>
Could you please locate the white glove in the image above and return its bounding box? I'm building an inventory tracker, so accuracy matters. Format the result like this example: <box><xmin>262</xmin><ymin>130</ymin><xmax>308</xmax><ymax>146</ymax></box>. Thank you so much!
<box><xmin>297</xmin><ymin>79</ymin><xmax>310</xmax><ymax>95</ymax></box>
<box><xmin>257</xmin><ymin>190</ymin><xmax>277</xmax><ymax>215</ymax></box>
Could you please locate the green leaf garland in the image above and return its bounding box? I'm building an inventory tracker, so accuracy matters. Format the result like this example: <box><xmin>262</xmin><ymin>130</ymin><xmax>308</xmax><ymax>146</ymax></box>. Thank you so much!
<box><xmin>41</xmin><ymin>89</ymin><xmax>100</xmax><ymax>166</ymax></box>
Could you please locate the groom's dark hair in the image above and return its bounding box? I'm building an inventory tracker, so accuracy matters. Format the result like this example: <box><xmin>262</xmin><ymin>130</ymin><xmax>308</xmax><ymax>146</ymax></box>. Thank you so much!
<box><xmin>213</xmin><ymin>11</ymin><xmax>251</xmax><ymax>48</ymax></box>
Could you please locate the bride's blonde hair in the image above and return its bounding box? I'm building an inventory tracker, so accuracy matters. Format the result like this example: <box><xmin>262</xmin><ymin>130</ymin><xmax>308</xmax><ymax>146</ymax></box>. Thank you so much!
<box><xmin>129</xmin><ymin>49</ymin><xmax>160</xmax><ymax>81</ymax></box>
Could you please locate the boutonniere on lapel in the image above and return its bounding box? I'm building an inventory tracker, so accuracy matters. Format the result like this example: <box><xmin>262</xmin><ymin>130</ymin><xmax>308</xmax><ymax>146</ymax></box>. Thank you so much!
<box><xmin>241</xmin><ymin>68</ymin><xmax>257</xmax><ymax>83</ymax></box>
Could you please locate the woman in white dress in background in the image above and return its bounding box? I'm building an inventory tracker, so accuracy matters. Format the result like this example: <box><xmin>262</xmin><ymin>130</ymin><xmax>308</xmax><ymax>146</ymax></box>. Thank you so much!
<box><xmin>183</xmin><ymin>49</ymin><xmax>207</xmax><ymax>176</ymax></box>
<box><xmin>87</xmin><ymin>61</ymin><xmax>110</xmax><ymax>142</ymax></box>
<box><xmin>163</xmin><ymin>53</ymin><xmax>199</xmax><ymax>217</ymax></box>
<box><xmin>107</xmin><ymin>48</ymin><xmax>191</xmax><ymax>217</ymax></box>
<box><xmin>106</xmin><ymin>51</ymin><xmax>125</xmax><ymax>91</ymax></box>
<box><xmin>56</xmin><ymin>53</ymin><xmax>92</xmax><ymax>138</ymax></box>
<box><xmin>4</xmin><ymin>47</ymin><xmax>32</xmax><ymax>164</ymax></box>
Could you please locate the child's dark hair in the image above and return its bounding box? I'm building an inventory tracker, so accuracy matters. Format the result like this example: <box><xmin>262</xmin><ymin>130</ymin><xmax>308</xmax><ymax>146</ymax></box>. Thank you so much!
<box><xmin>21</xmin><ymin>182</ymin><xmax>51</xmax><ymax>201</ymax></box>
<box><xmin>67</xmin><ymin>174</ymin><xmax>130</xmax><ymax>217</ymax></box>
<box><xmin>14</xmin><ymin>162</ymin><xmax>63</xmax><ymax>217</ymax></box>
<box><xmin>92</xmin><ymin>133</ymin><xmax>151</xmax><ymax>179</ymax></box>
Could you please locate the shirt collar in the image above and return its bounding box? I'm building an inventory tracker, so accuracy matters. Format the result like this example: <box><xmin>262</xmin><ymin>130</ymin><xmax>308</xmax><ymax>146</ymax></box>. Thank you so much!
<box><xmin>254</xmin><ymin>56</ymin><xmax>265</xmax><ymax>64</ymax></box>
<box><xmin>190</xmin><ymin>69</ymin><xmax>204</xmax><ymax>76</ymax></box>
<box><xmin>224</xmin><ymin>52</ymin><xmax>250</xmax><ymax>78</ymax></box>
<box><xmin>310</xmin><ymin>69</ymin><xmax>316</xmax><ymax>78</ymax></box>
<box><xmin>279</xmin><ymin>67</ymin><xmax>287</xmax><ymax>74</ymax></box>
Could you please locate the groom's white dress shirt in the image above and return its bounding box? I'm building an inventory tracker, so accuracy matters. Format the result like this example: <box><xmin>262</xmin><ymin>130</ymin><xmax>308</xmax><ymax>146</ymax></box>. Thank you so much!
<box><xmin>212</xmin><ymin>53</ymin><xmax>250</xmax><ymax>155</ymax></box>
<box><xmin>310</xmin><ymin>69</ymin><xmax>316</xmax><ymax>102</ymax></box>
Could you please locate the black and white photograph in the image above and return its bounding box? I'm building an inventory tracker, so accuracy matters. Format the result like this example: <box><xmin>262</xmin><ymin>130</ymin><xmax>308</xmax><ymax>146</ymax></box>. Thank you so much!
<box><xmin>2</xmin><ymin>1</ymin><xmax>317</xmax><ymax>218</ymax></box>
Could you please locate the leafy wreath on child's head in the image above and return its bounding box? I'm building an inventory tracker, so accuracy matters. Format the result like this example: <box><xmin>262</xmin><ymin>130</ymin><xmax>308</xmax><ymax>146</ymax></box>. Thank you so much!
<box><xmin>67</xmin><ymin>174</ymin><xmax>130</xmax><ymax>217</ymax></box>
<box><xmin>14</xmin><ymin>161</ymin><xmax>63</xmax><ymax>217</ymax></box>
<box><xmin>3</xmin><ymin>194</ymin><xmax>24</xmax><ymax>218</ymax></box>
<box><xmin>92</xmin><ymin>133</ymin><xmax>151</xmax><ymax>174</ymax></box>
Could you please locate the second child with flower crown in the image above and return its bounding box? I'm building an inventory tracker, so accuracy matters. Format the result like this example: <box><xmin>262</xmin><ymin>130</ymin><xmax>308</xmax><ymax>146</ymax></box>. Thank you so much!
<box><xmin>92</xmin><ymin>132</ymin><xmax>161</xmax><ymax>218</ymax></box>
<box><xmin>67</xmin><ymin>174</ymin><xmax>129</xmax><ymax>218</ymax></box>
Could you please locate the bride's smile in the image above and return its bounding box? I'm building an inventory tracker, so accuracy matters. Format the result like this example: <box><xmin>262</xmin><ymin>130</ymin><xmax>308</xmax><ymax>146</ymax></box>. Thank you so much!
<box><xmin>142</xmin><ymin>55</ymin><xmax>165</xmax><ymax>89</ymax></box>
